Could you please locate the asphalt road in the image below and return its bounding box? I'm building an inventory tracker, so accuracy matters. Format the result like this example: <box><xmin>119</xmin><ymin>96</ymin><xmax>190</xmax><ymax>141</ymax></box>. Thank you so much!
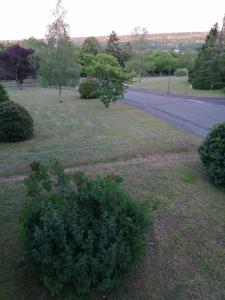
<box><xmin>124</xmin><ymin>89</ymin><xmax>225</xmax><ymax>138</ymax></box>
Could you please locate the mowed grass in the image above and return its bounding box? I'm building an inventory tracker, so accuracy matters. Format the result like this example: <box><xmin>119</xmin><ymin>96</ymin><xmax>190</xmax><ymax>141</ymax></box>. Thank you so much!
<box><xmin>1</xmin><ymin>160</ymin><xmax>225</xmax><ymax>300</ymax></box>
<box><xmin>132</xmin><ymin>76</ymin><xmax>225</xmax><ymax>98</ymax></box>
<box><xmin>0</xmin><ymin>87</ymin><xmax>198</xmax><ymax>177</ymax></box>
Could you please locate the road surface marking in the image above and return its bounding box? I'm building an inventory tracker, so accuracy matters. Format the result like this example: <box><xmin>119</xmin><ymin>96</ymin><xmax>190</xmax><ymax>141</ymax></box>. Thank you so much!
<box><xmin>186</xmin><ymin>99</ymin><xmax>205</xmax><ymax>104</ymax></box>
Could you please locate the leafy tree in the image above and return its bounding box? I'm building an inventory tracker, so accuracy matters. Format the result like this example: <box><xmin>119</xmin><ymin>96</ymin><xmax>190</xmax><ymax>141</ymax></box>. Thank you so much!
<box><xmin>106</xmin><ymin>31</ymin><xmax>131</xmax><ymax>67</ymax></box>
<box><xmin>151</xmin><ymin>50</ymin><xmax>176</xmax><ymax>74</ymax></box>
<box><xmin>126</xmin><ymin>53</ymin><xmax>155</xmax><ymax>76</ymax></box>
<box><xmin>131</xmin><ymin>27</ymin><xmax>149</xmax><ymax>82</ymax></box>
<box><xmin>39</xmin><ymin>38</ymin><xmax>80</xmax><ymax>99</ymax></box>
<box><xmin>0</xmin><ymin>45</ymin><xmax>37</xmax><ymax>89</ymax></box>
<box><xmin>81</xmin><ymin>37</ymin><xmax>102</xmax><ymax>55</ymax></box>
<box><xmin>86</xmin><ymin>53</ymin><xmax>133</xmax><ymax>107</ymax></box>
<box><xmin>21</xmin><ymin>37</ymin><xmax>46</xmax><ymax>51</ymax></box>
<box><xmin>189</xmin><ymin>23</ymin><xmax>225</xmax><ymax>89</ymax></box>
<box><xmin>218</xmin><ymin>15</ymin><xmax>225</xmax><ymax>86</ymax></box>
<box><xmin>176</xmin><ymin>49</ymin><xmax>197</xmax><ymax>71</ymax></box>
<box><xmin>39</xmin><ymin>0</ymin><xmax>80</xmax><ymax>102</ymax></box>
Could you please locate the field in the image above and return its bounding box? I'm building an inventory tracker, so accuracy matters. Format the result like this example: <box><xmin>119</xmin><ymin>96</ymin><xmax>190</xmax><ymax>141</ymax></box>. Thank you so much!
<box><xmin>0</xmin><ymin>87</ymin><xmax>198</xmax><ymax>177</ymax></box>
<box><xmin>132</xmin><ymin>76</ymin><xmax>225</xmax><ymax>98</ymax></box>
<box><xmin>0</xmin><ymin>87</ymin><xmax>225</xmax><ymax>300</ymax></box>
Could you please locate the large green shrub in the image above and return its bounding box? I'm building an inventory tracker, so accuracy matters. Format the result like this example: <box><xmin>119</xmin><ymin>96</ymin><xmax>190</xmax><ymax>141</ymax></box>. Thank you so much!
<box><xmin>199</xmin><ymin>123</ymin><xmax>225</xmax><ymax>187</ymax></box>
<box><xmin>0</xmin><ymin>100</ymin><xmax>33</xmax><ymax>142</ymax></box>
<box><xmin>0</xmin><ymin>82</ymin><xmax>10</xmax><ymax>103</ymax></box>
<box><xmin>21</xmin><ymin>159</ymin><xmax>151</xmax><ymax>299</ymax></box>
<box><xmin>79</xmin><ymin>78</ymin><xmax>100</xmax><ymax>99</ymax></box>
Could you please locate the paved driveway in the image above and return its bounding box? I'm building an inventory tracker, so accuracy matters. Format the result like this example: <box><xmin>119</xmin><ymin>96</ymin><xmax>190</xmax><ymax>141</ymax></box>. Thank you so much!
<box><xmin>124</xmin><ymin>89</ymin><xmax>225</xmax><ymax>138</ymax></box>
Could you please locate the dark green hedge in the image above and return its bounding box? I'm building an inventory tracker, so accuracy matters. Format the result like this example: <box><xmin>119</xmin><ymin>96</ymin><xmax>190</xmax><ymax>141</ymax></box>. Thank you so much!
<box><xmin>0</xmin><ymin>100</ymin><xmax>33</xmax><ymax>142</ymax></box>
<box><xmin>79</xmin><ymin>78</ymin><xmax>100</xmax><ymax>99</ymax></box>
<box><xmin>21</xmin><ymin>159</ymin><xmax>151</xmax><ymax>299</ymax></box>
<box><xmin>0</xmin><ymin>83</ymin><xmax>10</xmax><ymax>103</ymax></box>
<box><xmin>199</xmin><ymin>123</ymin><xmax>225</xmax><ymax>187</ymax></box>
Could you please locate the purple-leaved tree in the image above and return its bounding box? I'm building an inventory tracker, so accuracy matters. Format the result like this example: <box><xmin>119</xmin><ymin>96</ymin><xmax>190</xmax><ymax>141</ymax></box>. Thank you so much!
<box><xmin>0</xmin><ymin>44</ymin><xmax>37</xmax><ymax>89</ymax></box>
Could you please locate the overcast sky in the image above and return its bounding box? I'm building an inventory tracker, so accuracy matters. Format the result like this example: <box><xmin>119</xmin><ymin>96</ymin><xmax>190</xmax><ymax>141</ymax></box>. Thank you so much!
<box><xmin>1</xmin><ymin>0</ymin><xmax>225</xmax><ymax>40</ymax></box>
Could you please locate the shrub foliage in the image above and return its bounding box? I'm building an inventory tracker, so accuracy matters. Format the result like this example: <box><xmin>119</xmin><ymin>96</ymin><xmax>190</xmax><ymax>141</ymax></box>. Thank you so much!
<box><xmin>0</xmin><ymin>82</ymin><xmax>10</xmax><ymax>103</ymax></box>
<box><xmin>21</xmin><ymin>159</ymin><xmax>151</xmax><ymax>299</ymax></box>
<box><xmin>199</xmin><ymin>123</ymin><xmax>225</xmax><ymax>187</ymax></box>
<box><xmin>0</xmin><ymin>100</ymin><xmax>33</xmax><ymax>142</ymax></box>
<box><xmin>174</xmin><ymin>68</ymin><xmax>188</xmax><ymax>77</ymax></box>
<box><xmin>79</xmin><ymin>78</ymin><xmax>100</xmax><ymax>99</ymax></box>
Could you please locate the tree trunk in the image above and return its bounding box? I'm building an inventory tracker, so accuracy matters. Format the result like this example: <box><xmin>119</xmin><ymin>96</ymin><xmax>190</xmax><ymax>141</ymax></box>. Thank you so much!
<box><xmin>59</xmin><ymin>86</ymin><xmax>63</xmax><ymax>103</ymax></box>
<box><xmin>15</xmin><ymin>76</ymin><xmax>23</xmax><ymax>90</ymax></box>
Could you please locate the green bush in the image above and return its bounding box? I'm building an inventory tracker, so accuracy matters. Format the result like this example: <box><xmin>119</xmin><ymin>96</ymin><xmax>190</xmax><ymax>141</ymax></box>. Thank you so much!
<box><xmin>0</xmin><ymin>100</ymin><xmax>33</xmax><ymax>142</ymax></box>
<box><xmin>0</xmin><ymin>82</ymin><xmax>10</xmax><ymax>103</ymax></box>
<box><xmin>199</xmin><ymin>123</ymin><xmax>225</xmax><ymax>187</ymax></box>
<box><xmin>79</xmin><ymin>78</ymin><xmax>100</xmax><ymax>99</ymax></box>
<box><xmin>21</xmin><ymin>159</ymin><xmax>151</xmax><ymax>299</ymax></box>
<box><xmin>174</xmin><ymin>68</ymin><xmax>188</xmax><ymax>77</ymax></box>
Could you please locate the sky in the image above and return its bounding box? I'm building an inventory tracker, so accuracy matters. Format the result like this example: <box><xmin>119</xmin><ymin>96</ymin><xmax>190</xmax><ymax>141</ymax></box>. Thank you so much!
<box><xmin>1</xmin><ymin>0</ymin><xmax>225</xmax><ymax>40</ymax></box>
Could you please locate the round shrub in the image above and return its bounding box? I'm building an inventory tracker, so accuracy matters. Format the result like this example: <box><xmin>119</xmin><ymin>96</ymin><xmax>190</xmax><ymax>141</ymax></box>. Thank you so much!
<box><xmin>21</xmin><ymin>159</ymin><xmax>151</xmax><ymax>299</ymax></box>
<box><xmin>0</xmin><ymin>82</ymin><xmax>10</xmax><ymax>103</ymax></box>
<box><xmin>0</xmin><ymin>100</ymin><xmax>33</xmax><ymax>142</ymax></box>
<box><xmin>174</xmin><ymin>68</ymin><xmax>188</xmax><ymax>77</ymax></box>
<box><xmin>79</xmin><ymin>78</ymin><xmax>100</xmax><ymax>99</ymax></box>
<box><xmin>199</xmin><ymin>123</ymin><xmax>225</xmax><ymax>187</ymax></box>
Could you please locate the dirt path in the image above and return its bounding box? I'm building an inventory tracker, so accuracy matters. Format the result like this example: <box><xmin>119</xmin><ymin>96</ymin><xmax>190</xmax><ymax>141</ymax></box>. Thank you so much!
<box><xmin>0</xmin><ymin>151</ymin><xmax>198</xmax><ymax>185</ymax></box>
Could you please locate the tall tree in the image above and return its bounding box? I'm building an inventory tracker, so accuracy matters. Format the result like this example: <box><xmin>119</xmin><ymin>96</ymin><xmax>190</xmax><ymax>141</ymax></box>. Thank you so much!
<box><xmin>85</xmin><ymin>53</ymin><xmax>133</xmax><ymax>107</ymax></box>
<box><xmin>218</xmin><ymin>15</ymin><xmax>225</xmax><ymax>84</ymax></box>
<box><xmin>39</xmin><ymin>0</ymin><xmax>80</xmax><ymax>102</ymax></box>
<box><xmin>189</xmin><ymin>23</ymin><xmax>225</xmax><ymax>89</ymax></box>
<box><xmin>81</xmin><ymin>37</ymin><xmax>102</xmax><ymax>55</ymax></box>
<box><xmin>0</xmin><ymin>45</ymin><xmax>36</xmax><ymax>89</ymax></box>
<box><xmin>131</xmin><ymin>27</ymin><xmax>149</xmax><ymax>82</ymax></box>
<box><xmin>106</xmin><ymin>31</ymin><xmax>131</xmax><ymax>67</ymax></box>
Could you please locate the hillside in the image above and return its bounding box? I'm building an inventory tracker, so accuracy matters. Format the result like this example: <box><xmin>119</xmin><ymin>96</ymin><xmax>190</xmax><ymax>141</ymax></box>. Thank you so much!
<box><xmin>71</xmin><ymin>32</ymin><xmax>207</xmax><ymax>45</ymax></box>
<box><xmin>1</xmin><ymin>32</ymin><xmax>207</xmax><ymax>47</ymax></box>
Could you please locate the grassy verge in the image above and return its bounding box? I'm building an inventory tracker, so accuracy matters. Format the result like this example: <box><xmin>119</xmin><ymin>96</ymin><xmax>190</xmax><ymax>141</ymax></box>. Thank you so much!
<box><xmin>132</xmin><ymin>76</ymin><xmax>225</xmax><ymax>98</ymax></box>
<box><xmin>0</xmin><ymin>87</ymin><xmax>198</xmax><ymax>177</ymax></box>
<box><xmin>1</xmin><ymin>160</ymin><xmax>225</xmax><ymax>300</ymax></box>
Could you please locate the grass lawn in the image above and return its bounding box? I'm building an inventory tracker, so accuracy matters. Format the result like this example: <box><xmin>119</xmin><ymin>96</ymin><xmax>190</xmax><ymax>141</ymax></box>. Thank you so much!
<box><xmin>1</xmin><ymin>160</ymin><xmax>225</xmax><ymax>300</ymax></box>
<box><xmin>132</xmin><ymin>76</ymin><xmax>225</xmax><ymax>98</ymax></box>
<box><xmin>1</xmin><ymin>87</ymin><xmax>224</xmax><ymax>300</ymax></box>
<box><xmin>0</xmin><ymin>87</ymin><xmax>198</xmax><ymax>177</ymax></box>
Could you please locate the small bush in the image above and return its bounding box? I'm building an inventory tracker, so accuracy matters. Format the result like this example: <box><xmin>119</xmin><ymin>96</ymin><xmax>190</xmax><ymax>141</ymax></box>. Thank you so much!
<box><xmin>79</xmin><ymin>78</ymin><xmax>100</xmax><ymax>99</ymax></box>
<box><xmin>21</xmin><ymin>159</ymin><xmax>151</xmax><ymax>299</ymax></box>
<box><xmin>199</xmin><ymin>123</ymin><xmax>225</xmax><ymax>187</ymax></box>
<box><xmin>0</xmin><ymin>82</ymin><xmax>10</xmax><ymax>103</ymax></box>
<box><xmin>0</xmin><ymin>100</ymin><xmax>33</xmax><ymax>142</ymax></box>
<box><xmin>174</xmin><ymin>68</ymin><xmax>188</xmax><ymax>77</ymax></box>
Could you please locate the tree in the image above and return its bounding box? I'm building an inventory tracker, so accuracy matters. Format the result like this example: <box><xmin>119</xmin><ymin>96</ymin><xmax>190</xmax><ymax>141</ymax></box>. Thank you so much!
<box><xmin>86</xmin><ymin>53</ymin><xmax>133</xmax><ymax>107</ymax></box>
<box><xmin>20</xmin><ymin>37</ymin><xmax>46</xmax><ymax>51</ymax></box>
<box><xmin>126</xmin><ymin>53</ymin><xmax>155</xmax><ymax>76</ymax></box>
<box><xmin>131</xmin><ymin>27</ymin><xmax>149</xmax><ymax>82</ymax></box>
<box><xmin>0</xmin><ymin>45</ymin><xmax>37</xmax><ymax>89</ymax></box>
<box><xmin>189</xmin><ymin>23</ymin><xmax>225</xmax><ymax>89</ymax></box>
<box><xmin>39</xmin><ymin>0</ymin><xmax>80</xmax><ymax>102</ymax></box>
<box><xmin>218</xmin><ymin>15</ymin><xmax>225</xmax><ymax>85</ymax></box>
<box><xmin>81</xmin><ymin>37</ymin><xmax>102</xmax><ymax>55</ymax></box>
<box><xmin>106</xmin><ymin>31</ymin><xmax>131</xmax><ymax>67</ymax></box>
<box><xmin>151</xmin><ymin>50</ymin><xmax>176</xmax><ymax>74</ymax></box>
<box><xmin>176</xmin><ymin>48</ymin><xmax>197</xmax><ymax>72</ymax></box>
